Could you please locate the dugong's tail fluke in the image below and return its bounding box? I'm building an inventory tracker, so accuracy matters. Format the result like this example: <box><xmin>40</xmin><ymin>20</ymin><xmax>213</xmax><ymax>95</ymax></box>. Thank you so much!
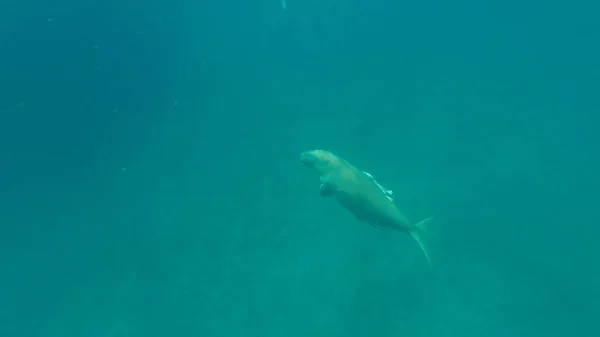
<box><xmin>410</xmin><ymin>217</ymin><xmax>435</xmax><ymax>267</ymax></box>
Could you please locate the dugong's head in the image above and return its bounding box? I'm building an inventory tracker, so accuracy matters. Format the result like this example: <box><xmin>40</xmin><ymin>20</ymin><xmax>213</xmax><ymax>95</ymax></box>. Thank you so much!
<box><xmin>300</xmin><ymin>149</ymin><xmax>338</xmax><ymax>174</ymax></box>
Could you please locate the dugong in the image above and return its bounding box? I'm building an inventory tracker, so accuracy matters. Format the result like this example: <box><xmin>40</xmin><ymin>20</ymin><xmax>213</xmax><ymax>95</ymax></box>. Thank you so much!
<box><xmin>300</xmin><ymin>149</ymin><xmax>434</xmax><ymax>266</ymax></box>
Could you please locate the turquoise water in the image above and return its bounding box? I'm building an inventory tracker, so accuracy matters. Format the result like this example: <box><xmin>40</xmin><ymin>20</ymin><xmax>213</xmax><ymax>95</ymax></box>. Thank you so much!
<box><xmin>1</xmin><ymin>0</ymin><xmax>598</xmax><ymax>336</ymax></box>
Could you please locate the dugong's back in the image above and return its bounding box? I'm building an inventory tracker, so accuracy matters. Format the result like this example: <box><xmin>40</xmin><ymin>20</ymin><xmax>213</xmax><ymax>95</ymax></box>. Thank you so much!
<box><xmin>333</xmin><ymin>158</ymin><xmax>411</xmax><ymax>230</ymax></box>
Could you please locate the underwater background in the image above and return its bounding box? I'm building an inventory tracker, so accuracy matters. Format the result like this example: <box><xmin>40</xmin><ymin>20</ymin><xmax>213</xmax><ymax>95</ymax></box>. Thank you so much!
<box><xmin>1</xmin><ymin>0</ymin><xmax>599</xmax><ymax>336</ymax></box>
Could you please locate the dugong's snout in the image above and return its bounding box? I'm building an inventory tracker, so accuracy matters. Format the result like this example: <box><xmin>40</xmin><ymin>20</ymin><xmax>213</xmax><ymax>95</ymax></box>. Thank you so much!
<box><xmin>300</xmin><ymin>151</ymin><xmax>318</xmax><ymax>168</ymax></box>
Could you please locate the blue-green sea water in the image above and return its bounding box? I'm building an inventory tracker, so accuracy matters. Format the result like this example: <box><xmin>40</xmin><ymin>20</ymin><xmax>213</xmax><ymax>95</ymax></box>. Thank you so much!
<box><xmin>1</xmin><ymin>0</ymin><xmax>598</xmax><ymax>336</ymax></box>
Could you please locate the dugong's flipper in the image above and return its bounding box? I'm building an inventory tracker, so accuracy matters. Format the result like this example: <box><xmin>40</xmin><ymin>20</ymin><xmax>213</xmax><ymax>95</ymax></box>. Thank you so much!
<box><xmin>319</xmin><ymin>182</ymin><xmax>335</xmax><ymax>197</ymax></box>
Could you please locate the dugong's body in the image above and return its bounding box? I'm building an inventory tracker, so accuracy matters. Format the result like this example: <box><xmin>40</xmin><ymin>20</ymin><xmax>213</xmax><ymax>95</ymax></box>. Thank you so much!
<box><xmin>300</xmin><ymin>149</ymin><xmax>433</xmax><ymax>265</ymax></box>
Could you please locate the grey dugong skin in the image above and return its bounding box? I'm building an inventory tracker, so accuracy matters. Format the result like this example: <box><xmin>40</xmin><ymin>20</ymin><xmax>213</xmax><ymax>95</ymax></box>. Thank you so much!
<box><xmin>300</xmin><ymin>149</ymin><xmax>434</xmax><ymax>266</ymax></box>
<box><xmin>299</xmin><ymin>149</ymin><xmax>412</xmax><ymax>231</ymax></box>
